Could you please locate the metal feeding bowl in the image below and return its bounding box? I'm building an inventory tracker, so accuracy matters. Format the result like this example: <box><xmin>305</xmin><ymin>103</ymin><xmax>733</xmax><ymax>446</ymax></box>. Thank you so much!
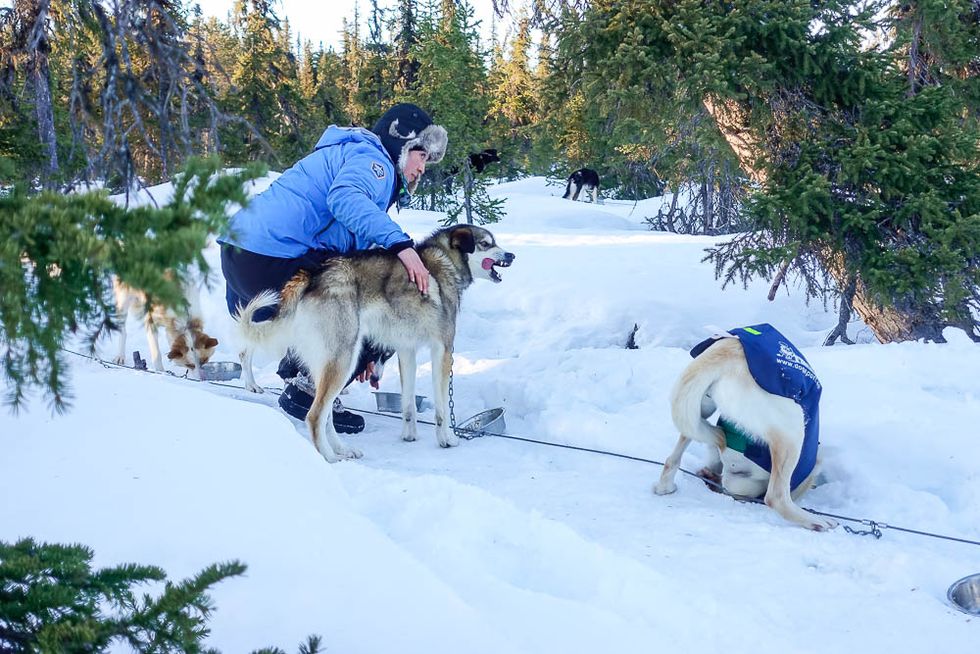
<box><xmin>199</xmin><ymin>361</ymin><xmax>242</xmax><ymax>381</ymax></box>
<box><xmin>374</xmin><ymin>391</ymin><xmax>426</xmax><ymax>413</ymax></box>
<box><xmin>456</xmin><ymin>407</ymin><xmax>506</xmax><ymax>437</ymax></box>
<box><xmin>948</xmin><ymin>573</ymin><xmax>980</xmax><ymax>616</ymax></box>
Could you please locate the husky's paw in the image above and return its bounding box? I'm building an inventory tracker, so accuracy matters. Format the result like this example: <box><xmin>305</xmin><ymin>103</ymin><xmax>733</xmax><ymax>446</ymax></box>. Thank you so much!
<box><xmin>401</xmin><ymin>431</ymin><xmax>417</xmax><ymax>442</ymax></box>
<box><xmin>318</xmin><ymin>444</ymin><xmax>363</xmax><ymax>462</ymax></box>
<box><xmin>244</xmin><ymin>381</ymin><xmax>264</xmax><ymax>394</ymax></box>
<box><xmin>317</xmin><ymin>447</ymin><xmax>340</xmax><ymax>464</ymax></box>
<box><xmin>806</xmin><ymin>516</ymin><xmax>838</xmax><ymax>532</ymax></box>
<box><xmin>653</xmin><ymin>480</ymin><xmax>677</xmax><ymax>495</ymax></box>
<box><xmin>437</xmin><ymin>432</ymin><xmax>459</xmax><ymax>448</ymax></box>
<box><xmin>336</xmin><ymin>446</ymin><xmax>363</xmax><ymax>460</ymax></box>
<box><xmin>112</xmin><ymin>355</ymin><xmax>126</xmax><ymax>366</ymax></box>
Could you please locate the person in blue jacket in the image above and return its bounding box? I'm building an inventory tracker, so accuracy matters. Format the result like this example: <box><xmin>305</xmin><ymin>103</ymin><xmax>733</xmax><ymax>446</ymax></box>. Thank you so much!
<box><xmin>219</xmin><ymin>103</ymin><xmax>448</xmax><ymax>433</ymax></box>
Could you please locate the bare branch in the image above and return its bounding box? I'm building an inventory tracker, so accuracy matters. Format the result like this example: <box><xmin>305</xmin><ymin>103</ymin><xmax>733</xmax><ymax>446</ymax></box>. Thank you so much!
<box><xmin>767</xmin><ymin>260</ymin><xmax>790</xmax><ymax>302</ymax></box>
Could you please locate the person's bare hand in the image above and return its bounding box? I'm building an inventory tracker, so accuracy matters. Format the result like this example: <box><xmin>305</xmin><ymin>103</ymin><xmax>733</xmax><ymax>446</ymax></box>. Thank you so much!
<box><xmin>355</xmin><ymin>361</ymin><xmax>377</xmax><ymax>386</ymax></box>
<box><xmin>397</xmin><ymin>247</ymin><xmax>429</xmax><ymax>294</ymax></box>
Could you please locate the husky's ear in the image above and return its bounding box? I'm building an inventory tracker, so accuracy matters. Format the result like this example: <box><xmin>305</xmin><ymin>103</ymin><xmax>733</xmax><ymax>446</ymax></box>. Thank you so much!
<box><xmin>450</xmin><ymin>227</ymin><xmax>475</xmax><ymax>254</ymax></box>
<box><xmin>167</xmin><ymin>335</ymin><xmax>188</xmax><ymax>360</ymax></box>
<box><xmin>205</xmin><ymin>337</ymin><xmax>218</xmax><ymax>348</ymax></box>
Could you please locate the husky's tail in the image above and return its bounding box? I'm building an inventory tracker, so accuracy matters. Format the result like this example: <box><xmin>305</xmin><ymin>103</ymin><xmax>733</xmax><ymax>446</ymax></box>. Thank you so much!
<box><xmin>234</xmin><ymin>273</ymin><xmax>308</xmax><ymax>349</ymax></box>
<box><xmin>670</xmin><ymin>338</ymin><xmax>743</xmax><ymax>451</ymax></box>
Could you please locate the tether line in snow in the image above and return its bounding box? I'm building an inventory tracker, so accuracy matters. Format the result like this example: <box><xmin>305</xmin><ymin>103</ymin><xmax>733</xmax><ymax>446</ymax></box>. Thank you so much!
<box><xmin>357</xmin><ymin>406</ymin><xmax>980</xmax><ymax>548</ymax></box>
<box><xmin>63</xmin><ymin>348</ymin><xmax>980</xmax><ymax>549</ymax></box>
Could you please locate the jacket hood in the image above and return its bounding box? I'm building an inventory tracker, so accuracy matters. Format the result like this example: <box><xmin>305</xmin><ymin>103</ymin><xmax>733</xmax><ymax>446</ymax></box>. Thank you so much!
<box><xmin>314</xmin><ymin>125</ymin><xmax>387</xmax><ymax>154</ymax></box>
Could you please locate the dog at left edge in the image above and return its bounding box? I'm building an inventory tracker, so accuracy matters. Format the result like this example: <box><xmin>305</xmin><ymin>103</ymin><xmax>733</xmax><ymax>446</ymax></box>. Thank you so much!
<box><xmin>111</xmin><ymin>275</ymin><xmax>219</xmax><ymax>379</ymax></box>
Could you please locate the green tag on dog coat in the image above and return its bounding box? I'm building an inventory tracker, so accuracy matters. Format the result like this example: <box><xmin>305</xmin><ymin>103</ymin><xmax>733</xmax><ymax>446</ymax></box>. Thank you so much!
<box><xmin>718</xmin><ymin>417</ymin><xmax>753</xmax><ymax>453</ymax></box>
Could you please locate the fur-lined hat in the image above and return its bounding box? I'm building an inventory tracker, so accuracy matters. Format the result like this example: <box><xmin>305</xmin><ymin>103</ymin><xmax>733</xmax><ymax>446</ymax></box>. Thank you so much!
<box><xmin>372</xmin><ymin>103</ymin><xmax>448</xmax><ymax>187</ymax></box>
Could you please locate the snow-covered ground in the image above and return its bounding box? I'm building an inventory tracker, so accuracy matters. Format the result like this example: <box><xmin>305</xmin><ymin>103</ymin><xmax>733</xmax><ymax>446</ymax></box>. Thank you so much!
<box><xmin>2</xmin><ymin>176</ymin><xmax>978</xmax><ymax>652</ymax></box>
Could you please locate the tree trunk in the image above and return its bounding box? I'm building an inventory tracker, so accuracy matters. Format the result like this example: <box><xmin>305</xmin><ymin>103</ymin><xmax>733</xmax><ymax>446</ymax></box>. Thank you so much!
<box><xmin>462</xmin><ymin>161</ymin><xmax>474</xmax><ymax>224</ymax></box>
<box><xmin>19</xmin><ymin>0</ymin><xmax>58</xmax><ymax>184</ymax></box>
<box><xmin>31</xmin><ymin>45</ymin><xmax>58</xmax><ymax>183</ymax></box>
<box><xmin>702</xmin><ymin>96</ymin><xmax>946</xmax><ymax>343</ymax></box>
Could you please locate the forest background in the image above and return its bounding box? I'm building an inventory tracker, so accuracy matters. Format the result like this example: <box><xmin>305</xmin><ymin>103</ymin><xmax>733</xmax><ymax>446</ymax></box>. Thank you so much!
<box><xmin>1</xmin><ymin>2</ymin><xmax>979</xmax><ymax>648</ymax></box>
<box><xmin>1</xmin><ymin>0</ymin><xmax>979</xmax><ymax>407</ymax></box>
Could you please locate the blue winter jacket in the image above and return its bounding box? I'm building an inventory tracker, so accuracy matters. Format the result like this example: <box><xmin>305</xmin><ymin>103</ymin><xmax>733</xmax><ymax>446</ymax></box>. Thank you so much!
<box><xmin>691</xmin><ymin>324</ymin><xmax>822</xmax><ymax>490</ymax></box>
<box><xmin>218</xmin><ymin>127</ymin><xmax>411</xmax><ymax>258</ymax></box>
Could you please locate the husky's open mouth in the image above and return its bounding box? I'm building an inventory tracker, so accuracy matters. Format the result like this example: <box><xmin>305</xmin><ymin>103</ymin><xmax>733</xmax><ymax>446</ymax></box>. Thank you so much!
<box><xmin>482</xmin><ymin>256</ymin><xmax>512</xmax><ymax>283</ymax></box>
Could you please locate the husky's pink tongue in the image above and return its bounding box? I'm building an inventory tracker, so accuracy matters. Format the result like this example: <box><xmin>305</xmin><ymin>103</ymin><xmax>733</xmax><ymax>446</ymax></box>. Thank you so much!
<box><xmin>482</xmin><ymin>257</ymin><xmax>495</xmax><ymax>270</ymax></box>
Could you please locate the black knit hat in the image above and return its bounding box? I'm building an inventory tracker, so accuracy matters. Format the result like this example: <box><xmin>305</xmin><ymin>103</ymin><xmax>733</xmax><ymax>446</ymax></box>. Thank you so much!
<box><xmin>372</xmin><ymin>103</ymin><xmax>448</xmax><ymax>187</ymax></box>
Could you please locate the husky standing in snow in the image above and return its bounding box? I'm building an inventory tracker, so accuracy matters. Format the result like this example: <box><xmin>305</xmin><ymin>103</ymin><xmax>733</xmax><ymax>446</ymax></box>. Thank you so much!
<box><xmin>562</xmin><ymin>168</ymin><xmax>600</xmax><ymax>203</ymax></box>
<box><xmin>235</xmin><ymin>225</ymin><xmax>515</xmax><ymax>463</ymax></box>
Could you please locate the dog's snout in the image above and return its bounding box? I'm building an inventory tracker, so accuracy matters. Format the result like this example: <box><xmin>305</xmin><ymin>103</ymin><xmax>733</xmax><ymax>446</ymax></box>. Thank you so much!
<box><xmin>503</xmin><ymin>252</ymin><xmax>515</xmax><ymax>263</ymax></box>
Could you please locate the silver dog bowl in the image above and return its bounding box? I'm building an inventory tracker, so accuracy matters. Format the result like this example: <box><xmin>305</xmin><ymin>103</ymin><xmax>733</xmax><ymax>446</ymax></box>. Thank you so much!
<box><xmin>457</xmin><ymin>407</ymin><xmax>506</xmax><ymax>437</ymax></box>
<box><xmin>374</xmin><ymin>391</ymin><xmax>425</xmax><ymax>413</ymax></box>
<box><xmin>948</xmin><ymin>573</ymin><xmax>980</xmax><ymax>615</ymax></box>
<box><xmin>199</xmin><ymin>361</ymin><xmax>242</xmax><ymax>381</ymax></box>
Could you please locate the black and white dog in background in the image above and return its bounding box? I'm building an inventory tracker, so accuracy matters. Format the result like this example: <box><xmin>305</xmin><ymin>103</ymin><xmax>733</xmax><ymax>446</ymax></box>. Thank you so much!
<box><xmin>443</xmin><ymin>148</ymin><xmax>501</xmax><ymax>193</ymax></box>
<box><xmin>468</xmin><ymin>148</ymin><xmax>500</xmax><ymax>174</ymax></box>
<box><xmin>563</xmin><ymin>168</ymin><xmax>600</xmax><ymax>203</ymax></box>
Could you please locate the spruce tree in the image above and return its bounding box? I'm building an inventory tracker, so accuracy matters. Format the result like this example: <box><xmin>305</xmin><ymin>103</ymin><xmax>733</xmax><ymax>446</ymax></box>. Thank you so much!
<box><xmin>0</xmin><ymin>1</ymin><xmax>58</xmax><ymax>186</ymax></box>
<box><xmin>339</xmin><ymin>13</ymin><xmax>368</xmax><ymax>126</ymax></box>
<box><xmin>409</xmin><ymin>0</ymin><xmax>503</xmax><ymax>224</ymax></box>
<box><xmin>392</xmin><ymin>0</ymin><xmax>420</xmax><ymax>94</ymax></box>
<box><xmin>314</xmin><ymin>47</ymin><xmax>351</xmax><ymax>128</ymax></box>
<box><xmin>223</xmin><ymin>0</ymin><xmax>300</xmax><ymax>164</ymax></box>
<box><xmin>355</xmin><ymin>0</ymin><xmax>395</xmax><ymax>127</ymax></box>
<box><xmin>298</xmin><ymin>39</ymin><xmax>317</xmax><ymax>100</ymax></box>
<box><xmin>0</xmin><ymin>158</ymin><xmax>264</xmax><ymax>411</ymax></box>
<box><xmin>0</xmin><ymin>538</ymin><xmax>244</xmax><ymax>652</ymax></box>
<box><xmin>273</xmin><ymin>16</ymin><xmax>306</xmax><ymax>161</ymax></box>
<box><xmin>34</xmin><ymin>1</ymin><xmax>248</xmax><ymax>188</ymax></box>
<box><xmin>555</xmin><ymin>0</ymin><xmax>980</xmax><ymax>342</ymax></box>
<box><xmin>0</xmin><ymin>538</ymin><xmax>323</xmax><ymax>653</ymax></box>
<box><xmin>487</xmin><ymin>13</ymin><xmax>537</xmax><ymax>176</ymax></box>
<box><xmin>296</xmin><ymin>39</ymin><xmax>351</xmax><ymax>142</ymax></box>
<box><xmin>524</xmin><ymin>30</ymin><xmax>558</xmax><ymax>176</ymax></box>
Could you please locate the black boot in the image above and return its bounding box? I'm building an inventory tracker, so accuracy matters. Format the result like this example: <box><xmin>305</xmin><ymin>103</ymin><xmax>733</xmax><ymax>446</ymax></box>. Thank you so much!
<box><xmin>278</xmin><ymin>383</ymin><xmax>365</xmax><ymax>434</ymax></box>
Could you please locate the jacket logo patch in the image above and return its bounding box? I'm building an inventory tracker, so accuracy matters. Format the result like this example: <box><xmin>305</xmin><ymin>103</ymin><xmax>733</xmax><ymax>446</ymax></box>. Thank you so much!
<box><xmin>371</xmin><ymin>162</ymin><xmax>386</xmax><ymax>179</ymax></box>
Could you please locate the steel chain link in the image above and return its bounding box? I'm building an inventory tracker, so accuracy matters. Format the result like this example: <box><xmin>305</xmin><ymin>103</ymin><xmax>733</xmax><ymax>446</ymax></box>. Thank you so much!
<box><xmin>448</xmin><ymin>365</ymin><xmax>462</xmax><ymax>439</ymax></box>
<box><xmin>843</xmin><ymin>521</ymin><xmax>885</xmax><ymax>539</ymax></box>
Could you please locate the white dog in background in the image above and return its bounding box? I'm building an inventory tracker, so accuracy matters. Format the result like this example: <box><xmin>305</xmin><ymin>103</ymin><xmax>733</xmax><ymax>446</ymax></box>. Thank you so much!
<box><xmin>111</xmin><ymin>276</ymin><xmax>218</xmax><ymax>378</ymax></box>
<box><xmin>654</xmin><ymin>336</ymin><xmax>835</xmax><ymax>531</ymax></box>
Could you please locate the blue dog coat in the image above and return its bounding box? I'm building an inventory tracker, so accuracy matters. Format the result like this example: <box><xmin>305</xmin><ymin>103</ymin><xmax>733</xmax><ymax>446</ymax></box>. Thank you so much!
<box><xmin>690</xmin><ymin>324</ymin><xmax>821</xmax><ymax>490</ymax></box>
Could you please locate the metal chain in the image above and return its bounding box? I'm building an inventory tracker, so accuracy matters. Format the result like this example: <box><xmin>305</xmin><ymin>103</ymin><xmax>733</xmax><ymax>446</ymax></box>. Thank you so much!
<box><xmin>448</xmin><ymin>365</ymin><xmax>461</xmax><ymax>439</ymax></box>
<box><xmin>844</xmin><ymin>521</ymin><xmax>884</xmax><ymax>539</ymax></box>
<box><xmin>448</xmin><ymin>360</ymin><xmax>483</xmax><ymax>440</ymax></box>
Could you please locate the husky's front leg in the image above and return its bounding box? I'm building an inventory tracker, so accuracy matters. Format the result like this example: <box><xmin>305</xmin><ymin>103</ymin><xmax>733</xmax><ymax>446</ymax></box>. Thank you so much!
<box><xmin>112</xmin><ymin>292</ymin><xmax>134</xmax><ymax>365</ymax></box>
<box><xmin>113</xmin><ymin>318</ymin><xmax>129</xmax><ymax>365</ymax></box>
<box><xmin>431</xmin><ymin>340</ymin><xmax>457</xmax><ymax>448</ymax></box>
<box><xmin>763</xmin><ymin>430</ymin><xmax>835</xmax><ymax>531</ymax></box>
<box><xmin>144</xmin><ymin>315</ymin><xmax>164</xmax><ymax>371</ymax></box>
<box><xmin>397</xmin><ymin>348</ymin><xmax>418</xmax><ymax>442</ymax></box>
